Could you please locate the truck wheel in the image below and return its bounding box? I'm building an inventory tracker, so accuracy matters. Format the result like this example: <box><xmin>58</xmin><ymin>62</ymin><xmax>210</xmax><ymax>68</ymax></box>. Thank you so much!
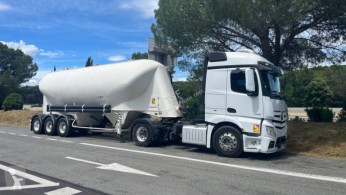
<box><xmin>32</xmin><ymin>117</ymin><xmax>43</xmax><ymax>134</ymax></box>
<box><xmin>212</xmin><ymin>126</ymin><xmax>243</xmax><ymax>157</ymax></box>
<box><xmin>44</xmin><ymin>117</ymin><xmax>56</xmax><ymax>136</ymax></box>
<box><xmin>132</xmin><ymin>123</ymin><xmax>153</xmax><ymax>147</ymax></box>
<box><xmin>57</xmin><ymin>117</ymin><xmax>73</xmax><ymax>137</ymax></box>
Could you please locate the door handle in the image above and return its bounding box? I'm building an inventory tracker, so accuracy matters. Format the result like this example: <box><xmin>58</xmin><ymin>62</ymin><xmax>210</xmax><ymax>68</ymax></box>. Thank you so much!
<box><xmin>227</xmin><ymin>108</ymin><xmax>236</xmax><ymax>113</ymax></box>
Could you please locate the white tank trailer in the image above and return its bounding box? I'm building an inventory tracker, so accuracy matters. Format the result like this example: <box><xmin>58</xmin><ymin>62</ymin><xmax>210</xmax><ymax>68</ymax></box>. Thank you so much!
<box><xmin>31</xmin><ymin>51</ymin><xmax>288</xmax><ymax>157</ymax></box>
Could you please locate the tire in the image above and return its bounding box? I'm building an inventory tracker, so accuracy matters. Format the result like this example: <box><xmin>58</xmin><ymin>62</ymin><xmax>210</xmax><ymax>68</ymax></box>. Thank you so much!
<box><xmin>212</xmin><ymin>126</ymin><xmax>243</xmax><ymax>157</ymax></box>
<box><xmin>57</xmin><ymin>117</ymin><xmax>74</xmax><ymax>137</ymax></box>
<box><xmin>132</xmin><ymin>123</ymin><xmax>153</xmax><ymax>147</ymax></box>
<box><xmin>44</xmin><ymin>117</ymin><xmax>56</xmax><ymax>136</ymax></box>
<box><xmin>32</xmin><ymin>116</ymin><xmax>43</xmax><ymax>134</ymax></box>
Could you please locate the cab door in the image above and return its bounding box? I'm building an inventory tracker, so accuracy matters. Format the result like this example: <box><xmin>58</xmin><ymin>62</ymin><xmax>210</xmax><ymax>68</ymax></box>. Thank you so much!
<box><xmin>226</xmin><ymin>68</ymin><xmax>263</xmax><ymax>119</ymax></box>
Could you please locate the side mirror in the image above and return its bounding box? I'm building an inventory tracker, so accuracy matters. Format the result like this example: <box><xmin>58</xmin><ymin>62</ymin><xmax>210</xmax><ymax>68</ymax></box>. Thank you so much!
<box><xmin>245</xmin><ymin>69</ymin><xmax>255</xmax><ymax>93</ymax></box>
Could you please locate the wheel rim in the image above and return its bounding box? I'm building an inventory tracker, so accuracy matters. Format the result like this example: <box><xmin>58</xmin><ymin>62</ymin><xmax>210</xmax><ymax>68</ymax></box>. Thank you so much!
<box><xmin>136</xmin><ymin>127</ymin><xmax>148</xmax><ymax>142</ymax></box>
<box><xmin>33</xmin><ymin>120</ymin><xmax>40</xmax><ymax>131</ymax></box>
<box><xmin>46</xmin><ymin>120</ymin><xmax>53</xmax><ymax>133</ymax></box>
<box><xmin>219</xmin><ymin>132</ymin><xmax>237</xmax><ymax>152</ymax></box>
<box><xmin>59</xmin><ymin>121</ymin><xmax>67</xmax><ymax>134</ymax></box>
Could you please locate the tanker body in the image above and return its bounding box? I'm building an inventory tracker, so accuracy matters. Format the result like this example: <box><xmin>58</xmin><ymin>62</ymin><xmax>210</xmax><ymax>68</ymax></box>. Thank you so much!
<box><xmin>31</xmin><ymin>51</ymin><xmax>288</xmax><ymax>157</ymax></box>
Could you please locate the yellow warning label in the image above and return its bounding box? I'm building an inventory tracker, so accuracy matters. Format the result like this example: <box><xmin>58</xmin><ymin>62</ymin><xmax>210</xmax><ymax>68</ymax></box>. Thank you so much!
<box><xmin>151</xmin><ymin>98</ymin><xmax>156</xmax><ymax>104</ymax></box>
<box><xmin>253</xmin><ymin>124</ymin><xmax>260</xmax><ymax>133</ymax></box>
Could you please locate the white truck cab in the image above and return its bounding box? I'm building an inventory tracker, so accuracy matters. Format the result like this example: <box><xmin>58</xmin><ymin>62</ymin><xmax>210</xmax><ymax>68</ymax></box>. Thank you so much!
<box><xmin>182</xmin><ymin>51</ymin><xmax>287</xmax><ymax>157</ymax></box>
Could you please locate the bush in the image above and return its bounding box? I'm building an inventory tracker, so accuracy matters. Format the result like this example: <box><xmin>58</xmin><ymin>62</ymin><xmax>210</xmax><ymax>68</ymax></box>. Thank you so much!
<box><xmin>2</xmin><ymin>93</ymin><xmax>23</xmax><ymax>111</ymax></box>
<box><xmin>305</xmin><ymin>107</ymin><xmax>334</xmax><ymax>122</ymax></box>
<box><xmin>321</xmin><ymin>108</ymin><xmax>334</xmax><ymax>122</ymax></box>
<box><xmin>290</xmin><ymin>116</ymin><xmax>305</xmax><ymax>122</ymax></box>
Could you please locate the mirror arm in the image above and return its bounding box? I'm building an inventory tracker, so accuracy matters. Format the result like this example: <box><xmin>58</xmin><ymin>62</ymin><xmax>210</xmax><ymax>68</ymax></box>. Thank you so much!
<box><xmin>246</xmin><ymin>91</ymin><xmax>258</xmax><ymax>96</ymax></box>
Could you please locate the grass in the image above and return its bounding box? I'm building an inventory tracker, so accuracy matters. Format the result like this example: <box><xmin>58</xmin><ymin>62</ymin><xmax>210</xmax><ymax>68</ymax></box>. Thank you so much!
<box><xmin>0</xmin><ymin>110</ymin><xmax>37</xmax><ymax>127</ymax></box>
<box><xmin>0</xmin><ymin>110</ymin><xmax>345</xmax><ymax>160</ymax></box>
<box><xmin>286</xmin><ymin>121</ymin><xmax>346</xmax><ymax>160</ymax></box>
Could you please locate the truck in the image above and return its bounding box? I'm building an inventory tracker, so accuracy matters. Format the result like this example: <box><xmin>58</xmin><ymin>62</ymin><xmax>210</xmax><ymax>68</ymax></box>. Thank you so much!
<box><xmin>30</xmin><ymin>50</ymin><xmax>287</xmax><ymax>157</ymax></box>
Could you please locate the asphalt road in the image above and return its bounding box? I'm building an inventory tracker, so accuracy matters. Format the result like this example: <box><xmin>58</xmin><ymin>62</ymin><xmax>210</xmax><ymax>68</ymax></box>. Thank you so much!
<box><xmin>0</xmin><ymin>126</ymin><xmax>345</xmax><ymax>195</ymax></box>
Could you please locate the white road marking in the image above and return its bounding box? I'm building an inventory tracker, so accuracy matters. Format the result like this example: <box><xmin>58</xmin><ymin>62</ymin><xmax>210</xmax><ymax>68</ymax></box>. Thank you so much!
<box><xmin>32</xmin><ymin>136</ymin><xmax>43</xmax><ymax>139</ymax></box>
<box><xmin>19</xmin><ymin>134</ymin><xmax>28</xmax><ymax>137</ymax></box>
<box><xmin>0</xmin><ymin>131</ymin><xmax>6</xmax><ymax>133</ymax></box>
<box><xmin>9</xmin><ymin>133</ymin><xmax>16</xmax><ymax>135</ymax></box>
<box><xmin>45</xmin><ymin>187</ymin><xmax>81</xmax><ymax>195</ymax></box>
<box><xmin>66</xmin><ymin>157</ymin><xmax>103</xmax><ymax>166</ymax></box>
<box><xmin>0</xmin><ymin>164</ymin><xmax>59</xmax><ymax>191</ymax></box>
<box><xmin>66</xmin><ymin>156</ymin><xmax>157</xmax><ymax>177</ymax></box>
<box><xmin>59</xmin><ymin>140</ymin><xmax>73</xmax><ymax>143</ymax></box>
<box><xmin>47</xmin><ymin>138</ymin><xmax>58</xmax><ymax>141</ymax></box>
<box><xmin>80</xmin><ymin>142</ymin><xmax>346</xmax><ymax>184</ymax></box>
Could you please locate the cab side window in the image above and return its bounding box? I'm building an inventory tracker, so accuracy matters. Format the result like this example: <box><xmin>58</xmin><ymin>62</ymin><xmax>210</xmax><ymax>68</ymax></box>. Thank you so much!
<box><xmin>231</xmin><ymin>69</ymin><xmax>258</xmax><ymax>94</ymax></box>
<box><xmin>231</xmin><ymin>70</ymin><xmax>246</xmax><ymax>93</ymax></box>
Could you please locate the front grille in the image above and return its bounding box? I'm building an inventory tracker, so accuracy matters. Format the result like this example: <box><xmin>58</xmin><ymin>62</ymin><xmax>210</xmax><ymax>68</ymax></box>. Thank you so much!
<box><xmin>275</xmin><ymin>136</ymin><xmax>286</xmax><ymax>148</ymax></box>
<box><xmin>273</xmin><ymin>110</ymin><xmax>287</xmax><ymax>131</ymax></box>
<box><xmin>273</xmin><ymin>110</ymin><xmax>287</xmax><ymax>121</ymax></box>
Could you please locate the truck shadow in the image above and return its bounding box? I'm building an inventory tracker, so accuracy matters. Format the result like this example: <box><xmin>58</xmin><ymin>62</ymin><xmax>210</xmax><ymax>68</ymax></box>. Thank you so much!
<box><xmin>75</xmin><ymin>132</ymin><xmax>295</xmax><ymax>161</ymax></box>
<box><xmin>153</xmin><ymin>141</ymin><xmax>296</xmax><ymax>161</ymax></box>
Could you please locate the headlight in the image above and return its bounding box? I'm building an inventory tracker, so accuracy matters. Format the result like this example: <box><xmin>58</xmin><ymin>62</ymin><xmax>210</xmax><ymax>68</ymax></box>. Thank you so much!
<box><xmin>266</xmin><ymin>126</ymin><xmax>276</xmax><ymax>137</ymax></box>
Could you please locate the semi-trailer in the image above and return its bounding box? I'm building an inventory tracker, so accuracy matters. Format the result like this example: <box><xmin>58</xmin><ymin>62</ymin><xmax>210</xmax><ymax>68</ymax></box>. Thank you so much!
<box><xmin>30</xmin><ymin>50</ymin><xmax>287</xmax><ymax>157</ymax></box>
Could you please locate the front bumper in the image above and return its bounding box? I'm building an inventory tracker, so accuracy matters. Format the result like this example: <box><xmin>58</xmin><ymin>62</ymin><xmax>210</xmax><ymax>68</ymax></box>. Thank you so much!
<box><xmin>243</xmin><ymin>119</ymin><xmax>287</xmax><ymax>153</ymax></box>
<box><xmin>243</xmin><ymin>135</ymin><xmax>286</xmax><ymax>153</ymax></box>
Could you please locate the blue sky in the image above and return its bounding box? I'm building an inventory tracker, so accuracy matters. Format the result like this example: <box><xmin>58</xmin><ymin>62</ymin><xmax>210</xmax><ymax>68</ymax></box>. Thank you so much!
<box><xmin>0</xmin><ymin>0</ymin><xmax>188</xmax><ymax>85</ymax></box>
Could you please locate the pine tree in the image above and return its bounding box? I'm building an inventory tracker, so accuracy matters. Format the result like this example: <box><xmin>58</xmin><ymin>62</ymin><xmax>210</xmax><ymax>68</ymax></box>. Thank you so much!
<box><xmin>85</xmin><ymin>56</ymin><xmax>93</xmax><ymax>67</ymax></box>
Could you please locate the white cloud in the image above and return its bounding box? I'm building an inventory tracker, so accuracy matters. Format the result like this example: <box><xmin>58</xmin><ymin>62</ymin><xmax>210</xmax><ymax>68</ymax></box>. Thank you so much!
<box><xmin>107</xmin><ymin>55</ymin><xmax>127</xmax><ymax>62</ymax></box>
<box><xmin>1</xmin><ymin>40</ymin><xmax>39</xmax><ymax>57</ymax></box>
<box><xmin>22</xmin><ymin>70</ymin><xmax>51</xmax><ymax>86</ymax></box>
<box><xmin>40</xmin><ymin>50</ymin><xmax>65</xmax><ymax>58</ymax></box>
<box><xmin>120</xmin><ymin>0</ymin><xmax>158</xmax><ymax>18</ymax></box>
<box><xmin>0</xmin><ymin>2</ymin><xmax>11</xmax><ymax>11</ymax></box>
<box><xmin>1</xmin><ymin>40</ymin><xmax>66</xmax><ymax>59</ymax></box>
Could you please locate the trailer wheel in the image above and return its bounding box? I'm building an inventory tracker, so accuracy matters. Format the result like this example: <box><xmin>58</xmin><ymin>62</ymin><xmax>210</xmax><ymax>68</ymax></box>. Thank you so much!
<box><xmin>212</xmin><ymin>126</ymin><xmax>243</xmax><ymax>157</ymax></box>
<box><xmin>32</xmin><ymin>117</ymin><xmax>43</xmax><ymax>134</ymax></box>
<box><xmin>44</xmin><ymin>117</ymin><xmax>56</xmax><ymax>136</ymax></box>
<box><xmin>132</xmin><ymin>123</ymin><xmax>153</xmax><ymax>147</ymax></box>
<box><xmin>57</xmin><ymin>117</ymin><xmax>73</xmax><ymax>137</ymax></box>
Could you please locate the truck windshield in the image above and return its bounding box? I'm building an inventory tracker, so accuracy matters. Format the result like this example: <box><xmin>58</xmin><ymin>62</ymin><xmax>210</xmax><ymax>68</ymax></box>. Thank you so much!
<box><xmin>261</xmin><ymin>71</ymin><xmax>283</xmax><ymax>99</ymax></box>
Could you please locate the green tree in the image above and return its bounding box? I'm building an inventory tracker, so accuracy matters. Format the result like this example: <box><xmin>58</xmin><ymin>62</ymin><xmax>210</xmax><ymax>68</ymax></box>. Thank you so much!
<box><xmin>85</xmin><ymin>56</ymin><xmax>93</xmax><ymax>67</ymax></box>
<box><xmin>281</xmin><ymin>67</ymin><xmax>314</xmax><ymax>107</ymax></box>
<box><xmin>131</xmin><ymin>52</ymin><xmax>148</xmax><ymax>60</ymax></box>
<box><xmin>281</xmin><ymin>65</ymin><xmax>346</xmax><ymax>107</ymax></box>
<box><xmin>18</xmin><ymin>86</ymin><xmax>43</xmax><ymax>104</ymax></box>
<box><xmin>305</xmin><ymin>77</ymin><xmax>333</xmax><ymax>107</ymax></box>
<box><xmin>0</xmin><ymin>43</ymin><xmax>38</xmax><ymax>108</ymax></box>
<box><xmin>152</xmin><ymin>0</ymin><xmax>346</xmax><ymax>70</ymax></box>
<box><xmin>2</xmin><ymin>93</ymin><xmax>23</xmax><ymax>111</ymax></box>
